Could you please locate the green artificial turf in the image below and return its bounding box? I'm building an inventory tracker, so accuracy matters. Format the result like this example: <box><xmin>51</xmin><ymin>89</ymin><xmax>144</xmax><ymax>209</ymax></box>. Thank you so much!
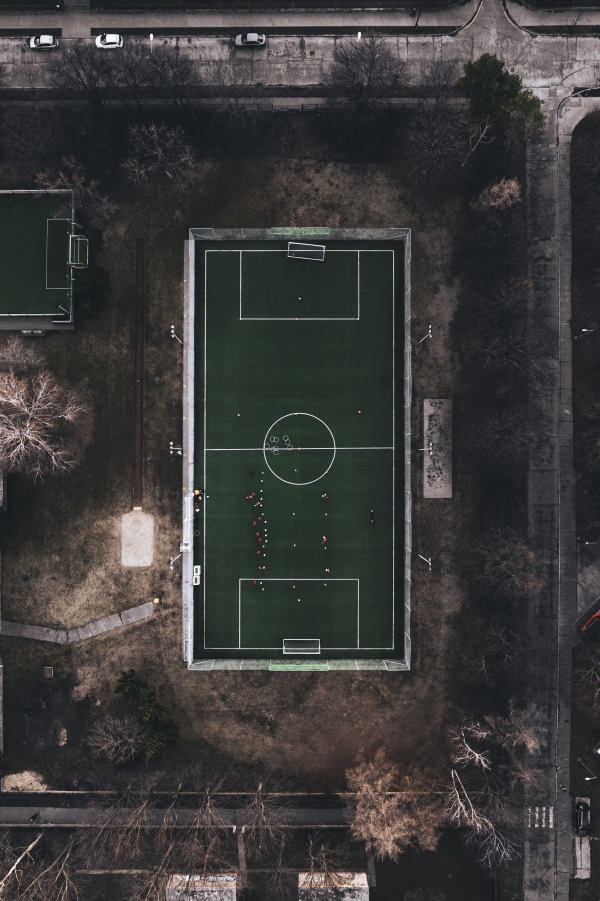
<box><xmin>193</xmin><ymin>239</ymin><xmax>402</xmax><ymax>661</ymax></box>
<box><xmin>0</xmin><ymin>195</ymin><xmax>71</xmax><ymax>316</ymax></box>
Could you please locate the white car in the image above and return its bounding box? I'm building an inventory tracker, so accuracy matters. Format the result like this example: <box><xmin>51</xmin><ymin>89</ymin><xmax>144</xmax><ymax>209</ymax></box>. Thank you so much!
<box><xmin>29</xmin><ymin>35</ymin><xmax>59</xmax><ymax>50</ymax></box>
<box><xmin>95</xmin><ymin>34</ymin><xmax>123</xmax><ymax>49</ymax></box>
<box><xmin>234</xmin><ymin>33</ymin><xmax>266</xmax><ymax>48</ymax></box>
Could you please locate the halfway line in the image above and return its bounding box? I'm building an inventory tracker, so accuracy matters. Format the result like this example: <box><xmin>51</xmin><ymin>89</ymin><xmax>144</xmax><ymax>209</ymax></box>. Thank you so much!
<box><xmin>205</xmin><ymin>446</ymin><xmax>394</xmax><ymax>452</ymax></box>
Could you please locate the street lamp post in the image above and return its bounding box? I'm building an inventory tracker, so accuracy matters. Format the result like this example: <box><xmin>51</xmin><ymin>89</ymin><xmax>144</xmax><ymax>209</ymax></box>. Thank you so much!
<box><xmin>577</xmin><ymin>758</ymin><xmax>597</xmax><ymax>780</ymax></box>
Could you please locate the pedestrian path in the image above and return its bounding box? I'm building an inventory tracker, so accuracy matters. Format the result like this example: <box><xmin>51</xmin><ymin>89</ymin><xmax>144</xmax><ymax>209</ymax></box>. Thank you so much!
<box><xmin>1</xmin><ymin>601</ymin><xmax>154</xmax><ymax>644</ymax></box>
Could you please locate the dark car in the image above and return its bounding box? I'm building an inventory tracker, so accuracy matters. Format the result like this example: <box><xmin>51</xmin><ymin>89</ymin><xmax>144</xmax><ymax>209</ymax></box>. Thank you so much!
<box><xmin>582</xmin><ymin>608</ymin><xmax>600</xmax><ymax>638</ymax></box>
<box><xmin>575</xmin><ymin>801</ymin><xmax>591</xmax><ymax>836</ymax></box>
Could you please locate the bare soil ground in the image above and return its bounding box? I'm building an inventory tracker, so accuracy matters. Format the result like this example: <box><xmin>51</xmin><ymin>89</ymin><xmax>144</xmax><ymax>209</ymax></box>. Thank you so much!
<box><xmin>1</xmin><ymin>155</ymin><xmax>469</xmax><ymax>790</ymax></box>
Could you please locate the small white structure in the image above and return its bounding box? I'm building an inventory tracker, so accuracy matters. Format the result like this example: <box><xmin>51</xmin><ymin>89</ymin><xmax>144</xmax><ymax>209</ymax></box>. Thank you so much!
<box><xmin>298</xmin><ymin>872</ymin><xmax>369</xmax><ymax>901</ymax></box>
<box><xmin>165</xmin><ymin>874</ymin><xmax>237</xmax><ymax>901</ymax></box>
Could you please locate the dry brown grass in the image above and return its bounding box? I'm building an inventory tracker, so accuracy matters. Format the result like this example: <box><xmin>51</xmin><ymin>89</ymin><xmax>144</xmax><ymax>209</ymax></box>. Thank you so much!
<box><xmin>2</xmin><ymin>156</ymin><xmax>469</xmax><ymax>789</ymax></box>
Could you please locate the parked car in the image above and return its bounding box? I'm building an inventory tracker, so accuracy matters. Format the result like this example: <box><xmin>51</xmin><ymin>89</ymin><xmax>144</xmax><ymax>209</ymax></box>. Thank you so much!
<box><xmin>95</xmin><ymin>34</ymin><xmax>123</xmax><ymax>49</ymax></box>
<box><xmin>234</xmin><ymin>33</ymin><xmax>266</xmax><ymax>48</ymax></box>
<box><xmin>575</xmin><ymin>800</ymin><xmax>591</xmax><ymax>836</ymax></box>
<box><xmin>29</xmin><ymin>35</ymin><xmax>58</xmax><ymax>50</ymax></box>
<box><xmin>581</xmin><ymin>607</ymin><xmax>600</xmax><ymax>638</ymax></box>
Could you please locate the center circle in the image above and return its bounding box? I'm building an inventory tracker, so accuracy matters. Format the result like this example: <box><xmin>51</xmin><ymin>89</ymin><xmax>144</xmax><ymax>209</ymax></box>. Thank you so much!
<box><xmin>263</xmin><ymin>413</ymin><xmax>336</xmax><ymax>486</ymax></box>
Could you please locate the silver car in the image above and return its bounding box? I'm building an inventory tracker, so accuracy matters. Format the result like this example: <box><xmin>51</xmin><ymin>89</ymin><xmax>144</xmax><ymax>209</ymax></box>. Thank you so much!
<box><xmin>234</xmin><ymin>33</ymin><xmax>266</xmax><ymax>48</ymax></box>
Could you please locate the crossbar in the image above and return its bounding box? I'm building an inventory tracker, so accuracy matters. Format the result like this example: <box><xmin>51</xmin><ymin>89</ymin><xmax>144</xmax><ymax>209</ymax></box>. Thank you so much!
<box><xmin>287</xmin><ymin>241</ymin><xmax>326</xmax><ymax>261</ymax></box>
<box><xmin>283</xmin><ymin>638</ymin><xmax>321</xmax><ymax>655</ymax></box>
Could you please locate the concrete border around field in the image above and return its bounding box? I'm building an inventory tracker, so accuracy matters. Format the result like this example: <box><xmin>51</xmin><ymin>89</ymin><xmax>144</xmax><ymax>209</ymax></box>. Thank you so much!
<box><xmin>182</xmin><ymin>227</ymin><xmax>411</xmax><ymax>671</ymax></box>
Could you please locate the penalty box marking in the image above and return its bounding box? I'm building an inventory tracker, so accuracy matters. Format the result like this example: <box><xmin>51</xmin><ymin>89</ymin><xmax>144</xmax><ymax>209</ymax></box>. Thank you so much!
<box><xmin>235</xmin><ymin>578</ymin><xmax>361</xmax><ymax>652</ymax></box>
<box><xmin>204</xmin><ymin>249</ymin><xmax>393</xmax><ymax>322</ymax></box>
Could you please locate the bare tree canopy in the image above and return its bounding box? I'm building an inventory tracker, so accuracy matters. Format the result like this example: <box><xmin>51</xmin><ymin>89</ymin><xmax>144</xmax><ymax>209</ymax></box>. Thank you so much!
<box><xmin>35</xmin><ymin>157</ymin><xmax>115</xmax><ymax>225</ymax></box>
<box><xmin>145</xmin><ymin>45</ymin><xmax>202</xmax><ymax>115</ymax></box>
<box><xmin>346</xmin><ymin>750</ymin><xmax>443</xmax><ymax>861</ymax></box>
<box><xmin>0</xmin><ymin>106</ymin><xmax>63</xmax><ymax>167</ymax></box>
<box><xmin>325</xmin><ymin>37</ymin><xmax>406</xmax><ymax>124</ymax></box>
<box><xmin>472</xmin><ymin>177</ymin><xmax>522</xmax><ymax>211</ymax></box>
<box><xmin>474</xmin><ymin>532</ymin><xmax>543</xmax><ymax>598</ymax></box>
<box><xmin>49</xmin><ymin>41</ymin><xmax>115</xmax><ymax>110</ymax></box>
<box><xmin>87</xmin><ymin>713</ymin><xmax>148</xmax><ymax>766</ymax></box>
<box><xmin>121</xmin><ymin>123</ymin><xmax>195</xmax><ymax>186</ymax></box>
<box><xmin>0</xmin><ymin>361</ymin><xmax>86</xmax><ymax>481</ymax></box>
<box><xmin>209</xmin><ymin>60</ymin><xmax>261</xmax><ymax>131</ymax></box>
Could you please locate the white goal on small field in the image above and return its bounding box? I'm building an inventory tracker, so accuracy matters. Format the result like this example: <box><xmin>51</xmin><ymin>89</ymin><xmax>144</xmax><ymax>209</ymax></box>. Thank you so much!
<box><xmin>283</xmin><ymin>638</ymin><xmax>321</xmax><ymax>655</ymax></box>
<box><xmin>287</xmin><ymin>242</ymin><xmax>326</xmax><ymax>261</ymax></box>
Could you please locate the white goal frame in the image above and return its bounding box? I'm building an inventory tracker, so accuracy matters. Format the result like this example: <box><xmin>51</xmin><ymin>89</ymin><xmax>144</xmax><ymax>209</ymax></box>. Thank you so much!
<box><xmin>283</xmin><ymin>638</ymin><xmax>321</xmax><ymax>655</ymax></box>
<box><xmin>287</xmin><ymin>241</ymin><xmax>326</xmax><ymax>261</ymax></box>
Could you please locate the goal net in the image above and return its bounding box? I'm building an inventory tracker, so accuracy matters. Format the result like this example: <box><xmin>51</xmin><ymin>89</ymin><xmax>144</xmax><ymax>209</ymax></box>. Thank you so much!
<box><xmin>283</xmin><ymin>638</ymin><xmax>321</xmax><ymax>655</ymax></box>
<box><xmin>287</xmin><ymin>242</ymin><xmax>326</xmax><ymax>262</ymax></box>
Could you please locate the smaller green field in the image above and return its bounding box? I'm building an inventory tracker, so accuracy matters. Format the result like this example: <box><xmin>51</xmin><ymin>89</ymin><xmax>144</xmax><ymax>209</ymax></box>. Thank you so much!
<box><xmin>0</xmin><ymin>195</ymin><xmax>72</xmax><ymax>316</ymax></box>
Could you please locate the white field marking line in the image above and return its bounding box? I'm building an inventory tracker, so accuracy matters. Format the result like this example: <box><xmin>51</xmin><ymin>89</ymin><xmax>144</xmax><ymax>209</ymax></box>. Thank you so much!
<box><xmin>236</xmin><ymin>577</ymin><xmax>360</xmax><ymax>652</ymax></box>
<box><xmin>46</xmin><ymin>219</ymin><xmax>72</xmax><ymax>291</ymax></box>
<box><xmin>357</xmin><ymin>580</ymin><xmax>360</xmax><ymax>649</ymax></box>
<box><xmin>222</xmin><ymin>248</ymin><xmax>393</xmax><ymax>321</ymax></box>
<box><xmin>203</xmin><ymin>247</ymin><xmax>397</xmax><ymax>653</ymax></box>
<box><xmin>203</xmin><ymin>251</ymin><xmax>208</xmax><ymax>650</ymax></box>
<box><xmin>392</xmin><ymin>249</ymin><xmax>395</xmax><ymax>649</ymax></box>
<box><xmin>205</xmin><ymin>446</ymin><xmax>393</xmax><ymax>452</ymax></box>
<box><xmin>240</xmin><ymin>318</ymin><xmax>360</xmax><ymax>322</ymax></box>
<box><xmin>357</xmin><ymin>250</ymin><xmax>360</xmax><ymax>320</ymax></box>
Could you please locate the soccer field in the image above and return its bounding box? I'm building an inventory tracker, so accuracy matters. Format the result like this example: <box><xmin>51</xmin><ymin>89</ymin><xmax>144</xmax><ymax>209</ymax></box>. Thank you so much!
<box><xmin>185</xmin><ymin>230</ymin><xmax>411</xmax><ymax>668</ymax></box>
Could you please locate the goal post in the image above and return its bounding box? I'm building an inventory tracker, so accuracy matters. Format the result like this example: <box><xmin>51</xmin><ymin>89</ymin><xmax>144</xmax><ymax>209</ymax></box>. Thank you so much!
<box><xmin>283</xmin><ymin>638</ymin><xmax>321</xmax><ymax>655</ymax></box>
<box><xmin>287</xmin><ymin>242</ymin><xmax>326</xmax><ymax>262</ymax></box>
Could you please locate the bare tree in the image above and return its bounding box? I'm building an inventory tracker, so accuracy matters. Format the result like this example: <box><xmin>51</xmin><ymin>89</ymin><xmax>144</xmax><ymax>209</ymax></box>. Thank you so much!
<box><xmin>469</xmin><ymin>326</ymin><xmax>528</xmax><ymax>376</ymax></box>
<box><xmin>445</xmin><ymin>770</ymin><xmax>518</xmax><ymax>869</ymax></box>
<box><xmin>346</xmin><ymin>750</ymin><xmax>443</xmax><ymax>861</ymax></box>
<box><xmin>476</xmin><ymin>410</ymin><xmax>530</xmax><ymax>469</ymax></box>
<box><xmin>0</xmin><ymin>369</ymin><xmax>86</xmax><ymax>481</ymax></box>
<box><xmin>484</xmin><ymin>701</ymin><xmax>546</xmax><ymax>757</ymax></box>
<box><xmin>422</xmin><ymin>58</ymin><xmax>459</xmax><ymax>100</ymax></box>
<box><xmin>0</xmin><ymin>336</ymin><xmax>44</xmax><ymax>375</ymax></box>
<box><xmin>472</xmin><ymin>178</ymin><xmax>522</xmax><ymax>212</ymax></box>
<box><xmin>111</xmin><ymin>39</ymin><xmax>153</xmax><ymax>111</ymax></box>
<box><xmin>474</xmin><ymin>532</ymin><xmax>542</xmax><ymax>598</ymax></box>
<box><xmin>210</xmin><ymin>60</ymin><xmax>261</xmax><ymax>131</ymax></box>
<box><xmin>121</xmin><ymin>123</ymin><xmax>195</xmax><ymax>187</ymax></box>
<box><xmin>407</xmin><ymin>100</ymin><xmax>469</xmax><ymax>195</ymax></box>
<box><xmin>145</xmin><ymin>45</ymin><xmax>201</xmax><ymax>116</ymax></box>
<box><xmin>87</xmin><ymin>713</ymin><xmax>148</xmax><ymax>766</ymax></box>
<box><xmin>574</xmin><ymin>642</ymin><xmax>600</xmax><ymax>717</ymax></box>
<box><xmin>324</xmin><ymin>36</ymin><xmax>405</xmax><ymax>127</ymax></box>
<box><xmin>49</xmin><ymin>41</ymin><xmax>115</xmax><ymax>111</ymax></box>
<box><xmin>0</xmin><ymin>105</ymin><xmax>63</xmax><ymax>168</ymax></box>
<box><xmin>35</xmin><ymin>158</ymin><xmax>115</xmax><ymax>225</ymax></box>
<box><xmin>448</xmin><ymin>722</ymin><xmax>492</xmax><ymax>771</ymax></box>
<box><xmin>241</xmin><ymin>778</ymin><xmax>288</xmax><ymax>857</ymax></box>
<box><xmin>0</xmin><ymin>63</ymin><xmax>7</xmax><ymax>86</ymax></box>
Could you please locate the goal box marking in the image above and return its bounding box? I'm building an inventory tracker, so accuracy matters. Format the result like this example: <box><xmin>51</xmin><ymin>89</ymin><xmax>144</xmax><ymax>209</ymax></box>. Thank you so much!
<box><xmin>283</xmin><ymin>638</ymin><xmax>321</xmax><ymax>655</ymax></box>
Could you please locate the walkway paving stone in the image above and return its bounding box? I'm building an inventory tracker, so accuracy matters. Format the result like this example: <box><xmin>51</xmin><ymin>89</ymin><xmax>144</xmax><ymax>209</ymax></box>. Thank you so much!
<box><xmin>1</xmin><ymin>602</ymin><xmax>154</xmax><ymax>644</ymax></box>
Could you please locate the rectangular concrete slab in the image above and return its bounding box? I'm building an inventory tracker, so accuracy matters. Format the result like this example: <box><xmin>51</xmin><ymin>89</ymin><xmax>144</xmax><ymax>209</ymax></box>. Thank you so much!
<box><xmin>423</xmin><ymin>399</ymin><xmax>452</xmax><ymax>498</ymax></box>
<box><xmin>121</xmin><ymin>511</ymin><xmax>154</xmax><ymax>568</ymax></box>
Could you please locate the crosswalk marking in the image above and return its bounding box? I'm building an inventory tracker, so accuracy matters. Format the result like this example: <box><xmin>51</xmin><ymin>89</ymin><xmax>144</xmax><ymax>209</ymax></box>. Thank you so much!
<box><xmin>527</xmin><ymin>806</ymin><xmax>554</xmax><ymax>829</ymax></box>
